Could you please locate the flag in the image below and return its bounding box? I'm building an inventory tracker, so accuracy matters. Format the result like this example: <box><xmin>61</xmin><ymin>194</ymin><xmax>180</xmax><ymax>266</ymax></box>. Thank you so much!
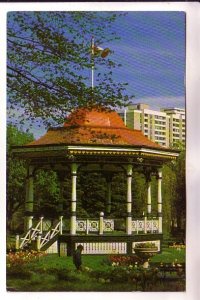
<box><xmin>91</xmin><ymin>37</ymin><xmax>110</xmax><ymax>58</ymax></box>
<box><xmin>93</xmin><ymin>45</ymin><xmax>110</xmax><ymax>58</ymax></box>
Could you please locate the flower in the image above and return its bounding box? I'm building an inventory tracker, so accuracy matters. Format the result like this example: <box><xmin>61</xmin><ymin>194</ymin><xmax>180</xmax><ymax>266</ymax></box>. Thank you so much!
<box><xmin>134</xmin><ymin>242</ymin><xmax>157</xmax><ymax>249</ymax></box>
<box><xmin>129</xmin><ymin>265</ymin><xmax>133</xmax><ymax>269</ymax></box>
<box><xmin>6</xmin><ymin>250</ymin><xmax>46</xmax><ymax>268</ymax></box>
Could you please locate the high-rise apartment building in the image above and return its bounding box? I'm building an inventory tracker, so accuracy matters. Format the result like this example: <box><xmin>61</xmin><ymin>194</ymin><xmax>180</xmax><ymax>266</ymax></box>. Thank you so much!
<box><xmin>119</xmin><ymin>104</ymin><xmax>185</xmax><ymax>148</ymax></box>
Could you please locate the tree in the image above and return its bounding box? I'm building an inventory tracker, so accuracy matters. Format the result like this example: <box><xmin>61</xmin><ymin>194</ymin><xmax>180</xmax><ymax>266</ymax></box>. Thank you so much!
<box><xmin>173</xmin><ymin>146</ymin><xmax>186</xmax><ymax>232</ymax></box>
<box><xmin>6</xmin><ymin>125</ymin><xmax>34</xmax><ymax>231</ymax></box>
<box><xmin>7</xmin><ymin>11</ymin><xmax>133</xmax><ymax>128</ymax></box>
<box><xmin>162</xmin><ymin>164</ymin><xmax>177</xmax><ymax>236</ymax></box>
<box><xmin>162</xmin><ymin>143</ymin><xmax>186</xmax><ymax>237</ymax></box>
<box><xmin>7</xmin><ymin>125</ymin><xmax>61</xmax><ymax>231</ymax></box>
<box><xmin>34</xmin><ymin>170</ymin><xmax>60</xmax><ymax>219</ymax></box>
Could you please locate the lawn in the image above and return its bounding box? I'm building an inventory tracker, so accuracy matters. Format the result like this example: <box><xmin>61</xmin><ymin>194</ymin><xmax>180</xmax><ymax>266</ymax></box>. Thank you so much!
<box><xmin>6</xmin><ymin>248</ymin><xmax>185</xmax><ymax>292</ymax></box>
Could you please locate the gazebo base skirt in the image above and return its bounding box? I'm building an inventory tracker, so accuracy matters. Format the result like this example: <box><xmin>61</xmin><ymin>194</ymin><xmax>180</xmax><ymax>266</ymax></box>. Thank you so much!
<box><xmin>56</xmin><ymin>234</ymin><xmax>163</xmax><ymax>256</ymax></box>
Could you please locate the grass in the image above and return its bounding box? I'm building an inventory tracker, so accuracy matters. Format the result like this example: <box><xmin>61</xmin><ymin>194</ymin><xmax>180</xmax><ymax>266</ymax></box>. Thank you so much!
<box><xmin>6</xmin><ymin>248</ymin><xmax>185</xmax><ymax>292</ymax></box>
<box><xmin>151</xmin><ymin>247</ymin><xmax>185</xmax><ymax>263</ymax></box>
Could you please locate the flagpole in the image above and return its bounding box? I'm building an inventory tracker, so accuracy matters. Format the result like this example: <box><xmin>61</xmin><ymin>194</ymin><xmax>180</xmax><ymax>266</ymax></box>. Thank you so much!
<box><xmin>91</xmin><ymin>36</ymin><xmax>94</xmax><ymax>90</ymax></box>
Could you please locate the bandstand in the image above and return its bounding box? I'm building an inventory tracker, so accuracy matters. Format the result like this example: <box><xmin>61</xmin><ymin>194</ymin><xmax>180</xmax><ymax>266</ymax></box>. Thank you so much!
<box><xmin>13</xmin><ymin>106</ymin><xmax>179</xmax><ymax>256</ymax></box>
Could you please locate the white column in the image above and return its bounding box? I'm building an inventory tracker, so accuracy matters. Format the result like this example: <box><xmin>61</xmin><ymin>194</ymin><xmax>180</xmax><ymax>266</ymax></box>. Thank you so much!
<box><xmin>147</xmin><ymin>180</ymin><xmax>152</xmax><ymax>215</ymax></box>
<box><xmin>36</xmin><ymin>234</ymin><xmax>41</xmax><ymax>251</ymax></box>
<box><xmin>99</xmin><ymin>212</ymin><xmax>104</xmax><ymax>235</ymax></box>
<box><xmin>59</xmin><ymin>216</ymin><xmax>63</xmax><ymax>235</ymax></box>
<box><xmin>144</xmin><ymin>216</ymin><xmax>147</xmax><ymax>234</ymax></box>
<box><xmin>126</xmin><ymin>164</ymin><xmax>133</xmax><ymax>235</ymax></box>
<box><xmin>24</xmin><ymin>165</ymin><xmax>34</xmax><ymax>231</ymax></box>
<box><xmin>70</xmin><ymin>163</ymin><xmax>78</xmax><ymax>235</ymax></box>
<box><xmin>15</xmin><ymin>234</ymin><xmax>20</xmax><ymax>250</ymax></box>
<box><xmin>39</xmin><ymin>216</ymin><xmax>44</xmax><ymax>234</ymax></box>
<box><xmin>157</xmin><ymin>168</ymin><xmax>163</xmax><ymax>233</ymax></box>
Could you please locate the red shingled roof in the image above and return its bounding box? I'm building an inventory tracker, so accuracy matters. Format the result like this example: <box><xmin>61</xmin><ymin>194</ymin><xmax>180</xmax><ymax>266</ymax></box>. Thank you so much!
<box><xmin>27</xmin><ymin>107</ymin><xmax>163</xmax><ymax>149</ymax></box>
<box><xmin>64</xmin><ymin>107</ymin><xmax>126</xmax><ymax>128</ymax></box>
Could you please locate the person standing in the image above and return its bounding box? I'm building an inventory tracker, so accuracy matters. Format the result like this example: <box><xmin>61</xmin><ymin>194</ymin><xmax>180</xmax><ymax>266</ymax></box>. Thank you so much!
<box><xmin>73</xmin><ymin>244</ymin><xmax>84</xmax><ymax>271</ymax></box>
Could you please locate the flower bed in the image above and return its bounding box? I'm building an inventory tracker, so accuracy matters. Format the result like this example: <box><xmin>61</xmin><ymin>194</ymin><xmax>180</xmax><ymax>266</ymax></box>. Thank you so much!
<box><xmin>7</xmin><ymin>250</ymin><xmax>46</xmax><ymax>267</ymax></box>
<box><xmin>168</xmin><ymin>242</ymin><xmax>185</xmax><ymax>249</ymax></box>
<box><xmin>108</xmin><ymin>255</ymin><xmax>142</xmax><ymax>267</ymax></box>
<box><xmin>7</xmin><ymin>250</ymin><xmax>47</xmax><ymax>280</ymax></box>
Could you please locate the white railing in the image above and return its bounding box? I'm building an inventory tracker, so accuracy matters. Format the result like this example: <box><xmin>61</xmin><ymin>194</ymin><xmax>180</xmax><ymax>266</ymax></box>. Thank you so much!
<box><xmin>103</xmin><ymin>219</ymin><xmax>114</xmax><ymax>232</ymax></box>
<box><xmin>76</xmin><ymin>242</ymin><xmax>127</xmax><ymax>255</ymax></box>
<box><xmin>76</xmin><ymin>217</ymin><xmax>159</xmax><ymax>235</ymax></box>
<box><xmin>40</xmin><ymin>216</ymin><xmax>63</xmax><ymax>249</ymax></box>
<box><xmin>19</xmin><ymin>217</ymin><xmax>44</xmax><ymax>249</ymax></box>
<box><xmin>76</xmin><ymin>219</ymin><xmax>99</xmax><ymax>233</ymax></box>
<box><xmin>76</xmin><ymin>219</ymin><xmax>114</xmax><ymax>234</ymax></box>
<box><xmin>17</xmin><ymin>216</ymin><xmax>63</xmax><ymax>250</ymax></box>
<box><xmin>132</xmin><ymin>218</ymin><xmax>159</xmax><ymax>234</ymax></box>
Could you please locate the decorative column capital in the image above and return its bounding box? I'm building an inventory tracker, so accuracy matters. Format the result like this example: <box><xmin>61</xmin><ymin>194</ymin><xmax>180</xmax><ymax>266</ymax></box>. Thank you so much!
<box><xmin>26</xmin><ymin>165</ymin><xmax>35</xmax><ymax>179</ymax></box>
<box><xmin>156</xmin><ymin>168</ymin><xmax>162</xmax><ymax>180</ymax></box>
<box><xmin>71</xmin><ymin>162</ymin><xmax>78</xmax><ymax>175</ymax></box>
<box><xmin>126</xmin><ymin>164</ymin><xmax>133</xmax><ymax>177</ymax></box>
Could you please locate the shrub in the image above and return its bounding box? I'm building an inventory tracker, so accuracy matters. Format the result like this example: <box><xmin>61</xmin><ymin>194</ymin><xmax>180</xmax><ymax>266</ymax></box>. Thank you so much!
<box><xmin>134</xmin><ymin>242</ymin><xmax>157</xmax><ymax>248</ymax></box>
<box><xmin>107</xmin><ymin>255</ymin><xmax>142</xmax><ymax>266</ymax></box>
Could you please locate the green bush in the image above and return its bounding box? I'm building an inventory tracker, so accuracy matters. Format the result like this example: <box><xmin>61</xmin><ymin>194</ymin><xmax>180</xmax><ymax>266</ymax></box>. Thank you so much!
<box><xmin>7</xmin><ymin>267</ymin><xmax>32</xmax><ymax>280</ymax></box>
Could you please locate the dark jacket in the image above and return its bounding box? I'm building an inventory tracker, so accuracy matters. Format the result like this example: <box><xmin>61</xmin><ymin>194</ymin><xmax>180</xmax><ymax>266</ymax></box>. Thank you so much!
<box><xmin>73</xmin><ymin>249</ymin><xmax>82</xmax><ymax>269</ymax></box>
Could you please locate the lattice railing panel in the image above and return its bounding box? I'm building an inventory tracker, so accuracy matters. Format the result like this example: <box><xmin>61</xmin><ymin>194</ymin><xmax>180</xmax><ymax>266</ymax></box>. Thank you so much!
<box><xmin>103</xmin><ymin>219</ymin><xmax>114</xmax><ymax>232</ymax></box>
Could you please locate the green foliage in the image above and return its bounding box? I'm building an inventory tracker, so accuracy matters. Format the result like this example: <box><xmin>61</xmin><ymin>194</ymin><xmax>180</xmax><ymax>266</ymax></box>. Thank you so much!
<box><xmin>134</xmin><ymin>242</ymin><xmax>157</xmax><ymax>249</ymax></box>
<box><xmin>7</xmin><ymin>124</ymin><xmax>34</xmax><ymax>151</ymax></box>
<box><xmin>34</xmin><ymin>170</ymin><xmax>60</xmax><ymax>218</ymax></box>
<box><xmin>174</xmin><ymin>149</ymin><xmax>186</xmax><ymax>229</ymax></box>
<box><xmin>110</xmin><ymin>173</ymin><xmax>126</xmax><ymax>217</ymax></box>
<box><xmin>162</xmin><ymin>164</ymin><xmax>177</xmax><ymax>234</ymax></box>
<box><xmin>7</xmin><ymin>11</ymin><xmax>133</xmax><ymax>127</ymax></box>
<box><xmin>6</xmin><ymin>125</ymin><xmax>61</xmax><ymax>229</ymax></box>
<box><xmin>151</xmin><ymin>248</ymin><xmax>185</xmax><ymax>263</ymax></box>
<box><xmin>78</xmin><ymin>172</ymin><xmax>107</xmax><ymax>217</ymax></box>
<box><xmin>163</xmin><ymin>146</ymin><xmax>186</xmax><ymax>234</ymax></box>
<box><xmin>7</xmin><ymin>252</ymin><xmax>185</xmax><ymax>291</ymax></box>
<box><xmin>6</xmin><ymin>125</ymin><xmax>34</xmax><ymax>231</ymax></box>
<box><xmin>132</xmin><ymin>172</ymin><xmax>146</xmax><ymax>217</ymax></box>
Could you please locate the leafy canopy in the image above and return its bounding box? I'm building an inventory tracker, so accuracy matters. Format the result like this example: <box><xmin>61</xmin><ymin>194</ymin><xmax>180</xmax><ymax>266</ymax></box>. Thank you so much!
<box><xmin>7</xmin><ymin>11</ymin><xmax>133</xmax><ymax>128</ymax></box>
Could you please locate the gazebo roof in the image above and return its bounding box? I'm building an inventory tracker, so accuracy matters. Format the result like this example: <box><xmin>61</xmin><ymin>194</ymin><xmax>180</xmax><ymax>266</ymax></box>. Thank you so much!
<box><xmin>27</xmin><ymin>107</ymin><xmax>163</xmax><ymax>149</ymax></box>
<box><xmin>13</xmin><ymin>107</ymin><xmax>179</xmax><ymax>164</ymax></box>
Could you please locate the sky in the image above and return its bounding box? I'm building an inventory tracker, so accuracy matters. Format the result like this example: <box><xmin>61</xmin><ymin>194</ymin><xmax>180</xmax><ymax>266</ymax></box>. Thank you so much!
<box><xmin>7</xmin><ymin>11</ymin><xmax>186</xmax><ymax>138</ymax></box>
<box><xmin>100</xmin><ymin>11</ymin><xmax>185</xmax><ymax>110</ymax></box>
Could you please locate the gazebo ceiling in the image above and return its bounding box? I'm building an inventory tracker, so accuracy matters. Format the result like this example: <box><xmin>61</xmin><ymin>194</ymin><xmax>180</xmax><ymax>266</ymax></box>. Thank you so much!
<box><xmin>13</xmin><ymin>107</ymin><xmax>179</xmax><ymax>164</ymax></box>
